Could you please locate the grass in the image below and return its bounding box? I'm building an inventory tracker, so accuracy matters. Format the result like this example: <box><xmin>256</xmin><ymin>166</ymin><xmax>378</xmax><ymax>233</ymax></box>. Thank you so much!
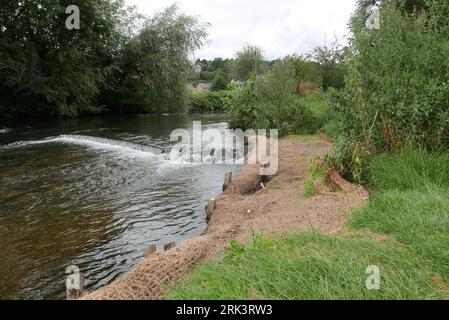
<box><xmin>304</xmin><ymin>158</ymin><xmax>327</xmax><ymax>197</ymax></box>
<box><xmin>350</xmin><ymin>187</ymin><xmax>449</xmax><ymax>277</ymax></box>
<box><xmin>351</xmin><ymin>147</ymin><xmax>449</xmax><ymax>278</ymax></box>
<box><xmin>364</xmin><ymin>147</ymin><xmax>449</xmax><ymax>191</ymax></box>
<box><xmin>303</xmin><ymin>92</ymin><xmax>329</xmax><ymax>118</ymax></box>
<box><xmin>167</xmin><ymin>147</ymin><xmax>449</xmax><ymax>300</ymax></box>
<box><xmin>169</xmin><ymin>232</ymin><xmax>441</xmax><ymax>300</ymax></box>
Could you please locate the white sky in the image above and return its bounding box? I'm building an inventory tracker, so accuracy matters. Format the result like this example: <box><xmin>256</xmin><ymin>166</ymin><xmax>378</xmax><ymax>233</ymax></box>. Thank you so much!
<box><xmin>125</xmin><ymin>0</ymin><xmax>357</xmax><ymax>60</ymax></box>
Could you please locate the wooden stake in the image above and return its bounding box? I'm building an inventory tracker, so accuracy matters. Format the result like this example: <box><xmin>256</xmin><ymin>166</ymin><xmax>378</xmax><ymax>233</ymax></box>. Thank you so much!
<box><xmin>223</xmin><ymin>171</ymin><xmax>232</xmax><ymax>191</ymax></box>
<box><xmin>144</xmin><ymin>245</ymin><xmax>157</xmax><ymax>258</ymax></box>
<box><xmin>205</xmin><ymin>198</ymin><xmax>216</xmax><ymax>224</ymax></box>
<box><xmin>164</xmin><ymin>242</ymin><xmax>176</xmax><ymax>252</ymax></box>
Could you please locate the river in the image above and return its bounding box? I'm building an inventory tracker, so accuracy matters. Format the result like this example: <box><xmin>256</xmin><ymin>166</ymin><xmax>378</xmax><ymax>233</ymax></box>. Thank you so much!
<box><xmin>0</xmin><ymin>113</ymin><xmax>240</xmax><ymax>299</ymax></box>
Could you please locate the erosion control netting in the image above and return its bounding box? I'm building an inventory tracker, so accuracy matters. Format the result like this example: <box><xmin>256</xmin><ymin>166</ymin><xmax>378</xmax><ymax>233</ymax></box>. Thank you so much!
<box><xmin>83</xmin><ymin>138</ymin><xmax>368</xmax><ymax>300</ymax></box>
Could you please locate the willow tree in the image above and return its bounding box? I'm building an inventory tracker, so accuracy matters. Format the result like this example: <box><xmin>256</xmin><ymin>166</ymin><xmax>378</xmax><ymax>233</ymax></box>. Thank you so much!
<box><xmin>108</xmin><ymin>5</ymin><xmax>208</xmax><ymax>114</ymax></box>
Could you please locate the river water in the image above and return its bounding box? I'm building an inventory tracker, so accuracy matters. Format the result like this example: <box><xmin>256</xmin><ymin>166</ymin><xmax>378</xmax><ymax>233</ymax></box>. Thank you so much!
<box><xmin>0</xmin><ymin>113</ymin><xmax>240</xmax><ymax>299</ymax></box>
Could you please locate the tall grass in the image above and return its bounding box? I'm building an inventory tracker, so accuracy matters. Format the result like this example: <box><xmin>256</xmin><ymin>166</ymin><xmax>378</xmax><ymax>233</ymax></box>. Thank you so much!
<box><xmin>169</xmin><ymin>232</ymin><xmax>441</xmax><ymax>300</ymax></box>
<box><xmin>364</xmin><ymin>147</ymin><xmax>449</xmax><ymax>191</ymax></box>
<box><xmin>350</xmin><ymin>187</ymin><xmax>449</xmax><ymax>277</ymax></box>
<box><xmin>351</xmin><ymin>147</ymin><xmax>449</xmax><ymax>277</ymax></box>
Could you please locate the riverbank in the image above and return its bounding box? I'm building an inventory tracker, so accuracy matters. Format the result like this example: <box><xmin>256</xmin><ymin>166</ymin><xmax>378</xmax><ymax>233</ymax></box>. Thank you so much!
<box><xmin>169</xmin><ymin>146</ymin><xmax>449</xmax><ymax>300</ymax></box>
<box><xmin>83</xmin><ymin>135</ymin><xmax>368</xmax><ymax>300</ymax></box>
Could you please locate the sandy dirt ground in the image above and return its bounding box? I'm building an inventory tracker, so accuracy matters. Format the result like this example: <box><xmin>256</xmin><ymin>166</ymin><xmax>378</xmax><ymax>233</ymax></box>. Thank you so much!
<box><xmin>83</xmin><ymin>136</ymin><xmax>368</xmax><ymax>300</ymax></box>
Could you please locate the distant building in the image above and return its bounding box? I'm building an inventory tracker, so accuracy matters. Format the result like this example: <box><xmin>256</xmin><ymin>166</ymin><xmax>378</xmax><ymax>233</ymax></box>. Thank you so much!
<box><xmin>196</xmin><ymin>83</ymin><xmax>212</xmax><ymax>90</ymax></box>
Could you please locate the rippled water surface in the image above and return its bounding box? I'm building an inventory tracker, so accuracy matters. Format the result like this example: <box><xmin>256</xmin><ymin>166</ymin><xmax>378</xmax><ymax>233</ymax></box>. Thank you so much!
<box><xmin>0</xmin><ymin>114</ymin><xmax>240</xmax><ymax>299</ymax></box>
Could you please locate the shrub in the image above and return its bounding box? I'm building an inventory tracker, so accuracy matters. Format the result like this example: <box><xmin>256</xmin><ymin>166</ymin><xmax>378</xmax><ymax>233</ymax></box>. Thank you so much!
<box><xmin>187</xmin><ymin>91</ymin><xmax>232</xmax><ymax>113</ymax></box>
<box><xmin>211</xmin><ymin>70</ymin><xmax>230</xmax><ymax>91</ymax></box>
<box><xmin>227</xmin><ymin>61</ymin><xmax>334</xmax><ymax>136</ymax></box>
<box><xmin>334</xmin><ymin>0</ymin><xmax>449</xmax><ymax>180</ymax></box>
<box><xmin>227</xmin><ymin>60</ymin><xmax>298</xmax><ymax>135</ymax></box>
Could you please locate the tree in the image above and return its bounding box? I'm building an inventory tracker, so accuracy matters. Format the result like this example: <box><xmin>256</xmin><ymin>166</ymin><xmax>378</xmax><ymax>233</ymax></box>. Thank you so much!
<box><xmin>231</xmin><ymin>45</ymin><xmax>266</xmax><ymax>81</ymax></box>
<box><xmin>211</xmin><ymin>70</ymin><xmax>229</xmax><ymax>91</ymax></box>
<box><xmin>311</xmin><ymin>41</ymin><xmax>346</xmax><ymax>90</ymax></box>
<box><xmin>100</xmin><ymin>4</ymin><xmax>208</xmax><ymax>114</ymax></box>
<box><xmin>0</xmin><ymin>0</ymin><xmax>133</xmax><ymax>118</ymax></box>
<box><xmin>288</xmin><ymin>55</ymin><xmax>323</xmax><ymax>95</ymax></box>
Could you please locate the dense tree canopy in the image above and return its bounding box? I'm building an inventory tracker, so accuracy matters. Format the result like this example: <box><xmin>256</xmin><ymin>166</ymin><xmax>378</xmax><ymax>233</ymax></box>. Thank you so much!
<box><xmin>0</xmin><ymin>0</ymin><xmax>134</xmax><ymax>118</ymax></box>
<box><xmin>0</xmin><ymin>1</ymin><xmax>207</xmax><ymax>119</ymax></box>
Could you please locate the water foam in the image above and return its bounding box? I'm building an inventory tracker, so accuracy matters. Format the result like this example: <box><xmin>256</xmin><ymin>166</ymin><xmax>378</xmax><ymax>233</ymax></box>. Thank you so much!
<box><xmin>1</xmin><ymin>134</ymin><xmax>163</xmax><ymax>158</ymax></box>
<box><xmin>0</xmin><ymin>128</ymin><xmax>11</xmax><ymax>134</ymax></box>
<box><xmin>1</xmin><ymin>134</ymin><xmax>244</xmax><ymax>165</ymax></box>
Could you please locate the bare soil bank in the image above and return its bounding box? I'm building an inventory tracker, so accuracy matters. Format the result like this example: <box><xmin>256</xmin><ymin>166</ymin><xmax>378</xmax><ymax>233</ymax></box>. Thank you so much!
<box><xmin>83</xmin><ymin>136</ymin><xmax>368</xmax><ymax>300</ymax></box>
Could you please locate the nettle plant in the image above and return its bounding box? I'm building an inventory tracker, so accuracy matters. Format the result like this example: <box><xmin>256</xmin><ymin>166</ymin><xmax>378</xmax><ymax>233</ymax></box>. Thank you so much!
<box><xmin>334</xmin><ymin>0</ymin><xmax>449</xmax><ymax>182</ymax></box>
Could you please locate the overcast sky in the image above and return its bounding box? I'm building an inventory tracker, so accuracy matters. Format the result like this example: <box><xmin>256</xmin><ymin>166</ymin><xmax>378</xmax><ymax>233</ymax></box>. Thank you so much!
<box><xmin>125</xmin><ymin>0</ymin><xmax>357</xmax><ymax>60</ymax></box>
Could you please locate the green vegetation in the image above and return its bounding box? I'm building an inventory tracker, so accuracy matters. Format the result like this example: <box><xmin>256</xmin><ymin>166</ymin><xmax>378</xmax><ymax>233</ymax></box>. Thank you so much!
<box><xmin>363</xmin><ymin>147</ymin><xmax>449</xmax><ymax>191</ymax></box>
<box><xmin>169</xmin><ymin>148</ymin><xmax>449</xmax><ymax>300</ymax></box>
<box><xmin>193</xmin><ymin>57</ymin><xmax>233</xmax><ymax>88</ymax></box>
<box><xmin>169</xmin><ymin>232</ymin><xmax>441</xmax><ymax>300</ymax></box>
<box><xmin>334</xmin><ymin>0</ymin><xmax>449</xmax><ymax>181</ymax></box>
<box><xmin>187</xmin><ymin>91</ymin><xmax>232</xmax><ymax>113</ymax></box>
<box><xmin>231</xmin><ymin>45</ymin><xmax>268</xmax><ymax>81</ymax></box>
<box><xmin>350</xmin><ymin>148</ymin><xmax>449</xmax><ymax>277</ymax></box>
<box><xmin>310</xmin><ymin>42</ymin><xmax>346</xmax><ymax>91</ymax></box>
<box><xmin>0</xmin><ymin>2</ymin><xmax>346</xmax><ymax>120</ymax></box>
<box><xmin>304</xmin><ymin>158</ymin><xmax>327</xmax><ymax>197</ymax></box>
<box><xmin>0</xmin><ymin>2</ymin><xmax>207</xmax><ymax>118</ymax></box>
<box><xmin>226</xmin><ymin>58</ymin><xmax>335</xmax><ymax>136</ymax></box>
<box><xmin>0</xmin><ymin>0</ymin><xmax>133</xmax><ymax>118</ymax></box>
<box><xmin>105</xmin><ymin>5</ymin><xmax>208</xmax><ymax>114</ymax></box>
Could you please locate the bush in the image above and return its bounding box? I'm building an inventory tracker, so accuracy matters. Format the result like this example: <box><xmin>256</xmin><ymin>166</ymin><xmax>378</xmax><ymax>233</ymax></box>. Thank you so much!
<box><xmin>334</xmin><ymin>0</ymin><xmax>449</xmax><ymax>180</ymax></box>
<box><xmin>227</xmin><ymin>61</ymin><xmax>298</xmax><ymax>135</ymax></box>
<box><xmin>211</xmin><ymin>70</ymin><xmax>230</xmax><ymax>91</ymax></box>
<box><xmin>187</xmin><ymin>91</ymin><xmax>232</xmax><ymax>113</ymax></box>
<box><xmin>227</xmin><ymin>60</ymin><xmax>334</xmax><ymax>136</ymax></box>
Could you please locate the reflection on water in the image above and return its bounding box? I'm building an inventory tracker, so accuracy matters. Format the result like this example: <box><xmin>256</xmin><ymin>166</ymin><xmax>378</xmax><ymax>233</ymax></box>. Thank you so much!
<box><xmin>0</xmin><ymin>114</ymin><xmax>240</xmax><ymax>299</ymax></box>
